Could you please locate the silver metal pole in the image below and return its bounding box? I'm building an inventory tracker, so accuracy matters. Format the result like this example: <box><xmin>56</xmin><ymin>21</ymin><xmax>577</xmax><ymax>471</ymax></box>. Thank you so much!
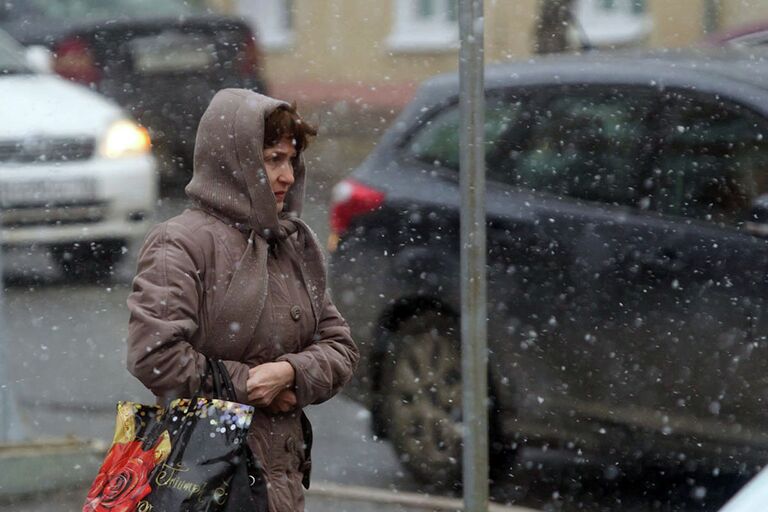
<box><xmin>459</xmin><ymin>1</ymin><xmax>488</xmax><ymax>511</ymax></box>
<box><xmin>0</xmin><ymin>241</ymin><xmax>25</xmax><ymax>443</ymax></box>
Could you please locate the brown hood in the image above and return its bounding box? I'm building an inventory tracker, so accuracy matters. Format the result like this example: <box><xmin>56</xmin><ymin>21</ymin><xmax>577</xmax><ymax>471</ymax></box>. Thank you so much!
<box><xmin>185</xmin><ymin>89</ymin><xmax>307</xmax><ymax>238</ymax></box>
<box><xmin>183</xmin><ymin>88</ymin><xmax>329</xmax><ymax>355</ymax></box>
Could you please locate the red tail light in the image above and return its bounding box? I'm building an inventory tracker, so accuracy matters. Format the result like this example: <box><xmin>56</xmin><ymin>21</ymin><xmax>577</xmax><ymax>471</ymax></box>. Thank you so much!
<box><xmin>53</xmin><ymin>37</ymin><xmax>101</xmax><ymax>85</ymax></box>
<box><xmin>330</xmin><ymin>179</ymin><xmax>385</xmax><ymax>236</ymax></box>
<box><xmin>238</xmin><ymin>34</ymin><xmax>261</xmax><ymax>77</ymax></box>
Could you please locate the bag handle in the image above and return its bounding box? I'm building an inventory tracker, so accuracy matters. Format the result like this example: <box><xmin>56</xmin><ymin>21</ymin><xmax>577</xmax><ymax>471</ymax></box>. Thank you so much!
<box><xmin>195</xmin><ymin>357</ymin><xmax>233</xmax><ymax>402</ymax></box>
<box><xmin>214</xmin><ymin>359</ymin><xmax>238</xmax><ymax>403</ymax></box>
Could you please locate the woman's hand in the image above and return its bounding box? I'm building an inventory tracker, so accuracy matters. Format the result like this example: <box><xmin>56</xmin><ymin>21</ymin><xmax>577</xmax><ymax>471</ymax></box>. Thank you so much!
<box><xmin>267</xmin><ymin>389</ymin><xmax>298</xmax><ymax>414</ymax></box>
<box><xmin>246</xmin><ymin>361</ymin><xmax>295</xmax><ymax>407</ymax></box>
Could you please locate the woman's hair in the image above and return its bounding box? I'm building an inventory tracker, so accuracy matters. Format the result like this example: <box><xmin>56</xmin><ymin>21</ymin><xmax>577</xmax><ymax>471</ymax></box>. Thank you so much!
<box><xmin>263</xmin><ymin>103</ymin><xmax>317</xmax><ymax>155</ymax></box>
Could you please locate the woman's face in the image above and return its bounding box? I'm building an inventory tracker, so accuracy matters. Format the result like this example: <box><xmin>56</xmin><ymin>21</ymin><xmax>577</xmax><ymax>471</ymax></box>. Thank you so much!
<box><xmin>263</xmin><ymin>136</ymin><xmax>297</xmax><ymax>212</ymax></box>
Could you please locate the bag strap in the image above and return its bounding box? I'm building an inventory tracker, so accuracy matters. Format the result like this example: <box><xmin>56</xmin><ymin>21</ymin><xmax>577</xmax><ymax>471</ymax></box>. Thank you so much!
<box><xmin>210</xmin><ymin>358</ymin><xmax>227</xmax><ymax>399</ymax></box>
<box><xmin>300</xmin><ymin>411</ymin><xmax>313</xmax><ymax>489</ymax></box>
<box><xmin>195</xmin><ymin>358</ymin><xmax>227</xmax><ymax>400</ymax></box>
<box><xmin>214</xmin><ymin>359</ymin><xmax>238</xmax><ymax>403</ymax></box>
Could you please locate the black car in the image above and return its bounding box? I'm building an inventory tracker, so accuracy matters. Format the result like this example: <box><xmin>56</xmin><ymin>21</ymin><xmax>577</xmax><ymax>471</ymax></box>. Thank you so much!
<box><xmin>0</xmin><ymin>0</ymin><xmax>267</xmax><ymax>182</ymax></box>
<box><xmin>329</xmin><ymin>49</ymin><xmax>768</xmax><ymax>486</ymax></box>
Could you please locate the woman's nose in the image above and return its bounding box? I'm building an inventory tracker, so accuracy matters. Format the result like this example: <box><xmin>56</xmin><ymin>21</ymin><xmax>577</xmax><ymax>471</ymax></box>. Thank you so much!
<box><xmin>279</xmin><ymin>164</ymin><xmax>295</xmax><ymax>184</ymax></box>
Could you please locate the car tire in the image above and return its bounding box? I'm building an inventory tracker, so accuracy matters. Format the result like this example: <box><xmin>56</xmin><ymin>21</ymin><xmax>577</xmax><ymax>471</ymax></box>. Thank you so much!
<box><xmin>51</xmin><ymin>241</ymin><xmax>124</xmax><ymax>282</ymax></box>
<box><xmin>384</xmin><ymin>311</ymin><xmax>464</xmax><ymax>487</ymax></box>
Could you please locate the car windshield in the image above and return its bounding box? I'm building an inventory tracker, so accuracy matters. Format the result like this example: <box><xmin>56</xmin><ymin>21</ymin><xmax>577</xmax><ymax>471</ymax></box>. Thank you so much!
<box><xmin>5</xmin><ymin>0</ymin><xmax>203</xmax><ymax>21</ymax></box>
<box><xmin>0</xmin><ymin>30</ymin><xmax>30</xmax><ymax>74</ymax></box>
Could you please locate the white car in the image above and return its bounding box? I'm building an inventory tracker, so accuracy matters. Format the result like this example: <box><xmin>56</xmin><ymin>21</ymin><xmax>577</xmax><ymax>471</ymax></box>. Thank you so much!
<box><xmin>719</xmin><ymin>468</ymin><xmax>768</xmax><ymax>511</ymax></box>
<box><xmin>0</xmin><ymin>30</ymin><xmax>157</xmax><ymax>279</ymax></box>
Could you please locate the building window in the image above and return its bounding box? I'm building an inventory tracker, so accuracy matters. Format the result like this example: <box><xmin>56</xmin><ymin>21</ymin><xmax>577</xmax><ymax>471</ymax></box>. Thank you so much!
<box><xmin>236</xmin><ymin>0</ymin><xmax>294</xmax><ymax>50</ymax></box>
<box><xmin>387</xmin><ymin>0</ymin><xmax>459</xmax><ymax>52</ymax></box>
<box><xmin>575</xmin><ymin>0</ymin><xmax>651</xmax><ymax>47</ymax></box>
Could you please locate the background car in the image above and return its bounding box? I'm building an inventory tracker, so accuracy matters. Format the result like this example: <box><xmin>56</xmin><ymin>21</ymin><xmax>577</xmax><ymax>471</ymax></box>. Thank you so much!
<box><xmin>0</xmin><ymin>29</ymin><xmax>157</xmax><ymax>280</ymax></box>
<box><xmin>0</xmin><ymin>0</ymin><xmax>267</xmax><ymax>185</ymax></box>
<box><xmin>329</xmin><ymin>49</ymin><xmax>768</xmax><ymax>487</ymax></box>
<box><xmin>719</xmin><ymin>466</ymin><xmax>768</xmax><ymax>512</ymax></box>
<box><xmin>706</xmin><ymin>21</ymin><xmax>768</xmax><ymax>49</ymax></box>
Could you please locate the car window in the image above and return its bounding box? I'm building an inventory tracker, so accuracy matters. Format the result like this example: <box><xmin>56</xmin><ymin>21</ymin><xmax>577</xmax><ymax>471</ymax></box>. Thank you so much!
<box><xmin>513</xmin><ymin>87</ymin><xmax>655</xmax><ymax>207</ymax></box>
<box><xmin>0</xmin><ymin>30</ymin><xmax>30</xmax><ymax>74</ymax></box>
<box><xmin>0</xmin><ymin>1</ymin><xmax>41</xmax><ymax>22</ymax></box>
<box><xmin>404</xmin><ymin>95</ymin><xmax>526</xmax><ymax>175</ymax></box>
<box><xmin>649</xmin><ymin>92</ymin><xmax>768</xmax><ymax>226</ymax></box>
<box><xmin>12</xmin><ymin>0</ymin><xmax>202</xmax><ymax>21</ymax></box>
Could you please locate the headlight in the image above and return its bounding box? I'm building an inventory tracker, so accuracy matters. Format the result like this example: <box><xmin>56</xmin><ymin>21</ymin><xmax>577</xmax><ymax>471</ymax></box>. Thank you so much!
<box><xmin>98</xmin><ymin>119</ymin><xmax>151</xmax><ymax>159</ymax></box>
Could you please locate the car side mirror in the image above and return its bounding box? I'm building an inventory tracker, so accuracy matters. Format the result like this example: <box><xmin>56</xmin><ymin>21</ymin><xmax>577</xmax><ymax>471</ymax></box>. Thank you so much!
<box><xmin>745</xmin><ymin>194</ymin><xmax>768</xmax><ymax>236</ymax></box>
<box><xmin>25</xmin><ymin>45</ymin><xmax>53</xmax><ymax>74</ymax></box>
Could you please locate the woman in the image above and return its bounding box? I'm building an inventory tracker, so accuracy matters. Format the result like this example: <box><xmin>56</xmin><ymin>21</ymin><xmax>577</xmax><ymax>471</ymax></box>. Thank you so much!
<box><xmin>126</xmin><ymin>89</ymin><xmax>359</xmax><ymax>511</ymax></box>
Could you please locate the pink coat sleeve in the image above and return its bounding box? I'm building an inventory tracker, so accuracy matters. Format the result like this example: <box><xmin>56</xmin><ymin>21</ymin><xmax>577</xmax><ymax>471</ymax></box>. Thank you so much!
<box><xmin>126</xmin><ymin>222</ymin><xmax>250</xmax><ymax>404</ymax></box>
<box><xmin>277</xmin><ymin>291</ymin><xmax>360</xmax><ymax>408</ymax></box>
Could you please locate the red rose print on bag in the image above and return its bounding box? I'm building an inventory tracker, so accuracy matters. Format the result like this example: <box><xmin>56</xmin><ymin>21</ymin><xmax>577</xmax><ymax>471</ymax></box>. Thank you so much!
<box><xmin>83</xmin><ymin>441</ymin><xmax>152</xmax><ymax>511</ymax></box>
<box><xmin>83</xmin><ymin>403</ymin><xmax>171</xmax><ymax>512</ymax></box>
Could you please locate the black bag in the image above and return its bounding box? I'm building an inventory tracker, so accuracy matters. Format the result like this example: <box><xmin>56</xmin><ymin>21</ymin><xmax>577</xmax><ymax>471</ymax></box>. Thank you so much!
<box><xmin>83</xmin><ymin>358</ymin><xmax>268</xmax><ymax>512</ymax></box>
<box><xmin>210</xmin><ymin>359</ymin><xmax>269</xmax><ymax>511</ymax></box>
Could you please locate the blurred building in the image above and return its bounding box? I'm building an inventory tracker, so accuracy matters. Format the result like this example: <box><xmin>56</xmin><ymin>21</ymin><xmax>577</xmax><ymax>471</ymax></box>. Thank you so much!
<box><xmin>212</xmin><ymin>0</ymin><xmax>768</xmax><ymax>112</ymax></box>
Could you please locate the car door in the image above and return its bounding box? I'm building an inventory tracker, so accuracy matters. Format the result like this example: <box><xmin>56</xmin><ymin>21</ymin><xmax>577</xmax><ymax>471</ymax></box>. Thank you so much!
<box><xmin>400</xmin><ymin>89</ymin><xmax>543</xmax><ymax>335</ymax></box>
<box><xmin>623</xmin><ymin>90</ymin><xmax>768</xmax><ymax>454</ymax></box>
<box><xmin>392</xmin><ymin>89</ymin><xmax>550</xmax><ymax>443</ymax></box>
<box><xmin>488</xmin><ymin>84</ymin><xmax>663</xmax><ymax>447</ymax></box>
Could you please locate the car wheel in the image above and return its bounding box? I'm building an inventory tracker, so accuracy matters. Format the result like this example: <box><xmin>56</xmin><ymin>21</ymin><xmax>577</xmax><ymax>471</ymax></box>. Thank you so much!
<box><xmin>385</xmin><ymin>311</ymin><xmax>463</xmax><ymax>487</ymax></box>
<box><xmin>51</xmin><ymin>241</ymin><xmax>124</xmax><ymax>282</ymax></box>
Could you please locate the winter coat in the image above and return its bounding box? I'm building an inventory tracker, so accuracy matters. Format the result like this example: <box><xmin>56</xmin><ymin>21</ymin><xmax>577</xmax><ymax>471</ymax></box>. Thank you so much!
<box><xmin>126</xmin><ymin>89</ymin><xmax>359</xmax><ymax>512</ymax></box>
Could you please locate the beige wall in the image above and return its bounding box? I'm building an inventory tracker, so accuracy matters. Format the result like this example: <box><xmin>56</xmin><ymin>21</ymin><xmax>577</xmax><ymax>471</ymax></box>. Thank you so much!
<box><xmin>262</xmin><ymin>0</ymin><xmax>448</xmax><ymax>86</ymax></box>
<box><xmin>647</xmin><ymin>0</ymin><xmax>768</xmax><ymax>47</ymax></box>
<box><xmin>244</xmin><ymin>0</ymin><xmax>538</xmax><ymax>91</ymax></box>
<box><xmin>721</xmin><ymin>0</ymin><xmax>768</xmax><ymax>29</ymax></box>
<box><xmin>647</xmin><ymin>0</ymin><xmax>706</xmax><ymax>47</ymax></box>
<box><xmin>486</xmin><ymin>0</ymin><xmax>539</xmax><ymax>62</ymax></box>
<box><xmin>215</xmin><ymin>0</ymin><xmax>768</xmax><ymax>105</ymax></box>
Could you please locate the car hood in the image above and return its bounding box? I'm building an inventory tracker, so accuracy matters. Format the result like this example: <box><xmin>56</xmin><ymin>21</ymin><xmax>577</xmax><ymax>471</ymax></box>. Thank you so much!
<box><xmin>0</xmin><ymin>74</ymin><xmax>122</xmax><ymax>140</ymax></box>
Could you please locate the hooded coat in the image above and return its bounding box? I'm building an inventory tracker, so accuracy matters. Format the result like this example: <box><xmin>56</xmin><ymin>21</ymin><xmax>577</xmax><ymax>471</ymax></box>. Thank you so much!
<box><xmin>126</xmin><ymin>89</ymin><xmax>359</xmax><ymax>512</ymax></box>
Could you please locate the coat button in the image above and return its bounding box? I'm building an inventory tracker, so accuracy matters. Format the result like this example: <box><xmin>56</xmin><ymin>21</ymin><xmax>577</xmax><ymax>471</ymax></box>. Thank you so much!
<box><xmin>285</xmin><ymin>436</ymin><xmax>296</xmax><ymax>451</ymax></box>
<box><xmin>290</xmin><ymin>305</ymin><xmax>301</xmax><ymax>321</ymax></box>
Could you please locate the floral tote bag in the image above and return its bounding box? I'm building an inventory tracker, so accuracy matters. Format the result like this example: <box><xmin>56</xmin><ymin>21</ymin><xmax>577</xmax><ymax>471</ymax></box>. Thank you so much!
<box><xmin>83</xmin><ymin>359</ymin><xmax>267</xmax><ymax>512</ymax></box>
